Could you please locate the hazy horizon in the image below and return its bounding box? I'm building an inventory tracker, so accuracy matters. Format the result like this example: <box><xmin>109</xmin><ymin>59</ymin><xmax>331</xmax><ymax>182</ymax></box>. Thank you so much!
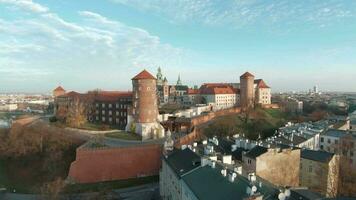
<box><xmin>1</xmin><ymin>0</ymin><xmax>355</xmax><ymax>93</ymax></box>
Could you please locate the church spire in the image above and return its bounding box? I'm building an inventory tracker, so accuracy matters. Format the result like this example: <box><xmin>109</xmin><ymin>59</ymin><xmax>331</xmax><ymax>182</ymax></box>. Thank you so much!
<box><xmin>176</xmin><ymin>74</ymin><xmax>182</xmax><ymax>85</ymax></box>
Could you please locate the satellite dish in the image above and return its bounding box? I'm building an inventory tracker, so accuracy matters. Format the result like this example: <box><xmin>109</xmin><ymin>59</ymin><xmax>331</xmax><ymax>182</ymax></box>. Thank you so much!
<box><xmin>252</xmin><ymin>186</ymin><xmax>257</xmax><ymax>193</ymax></box>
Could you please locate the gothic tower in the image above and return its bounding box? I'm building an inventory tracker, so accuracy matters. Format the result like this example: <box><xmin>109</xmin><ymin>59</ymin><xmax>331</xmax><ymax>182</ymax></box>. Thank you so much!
<box><xmin>125</xmin><ymin>70</ymin><xmax>165</xmax><ymax>140</ymax></box>
<box><xmin>240</xmin><ymin>72</ymin><xmax>255</xmax><ymax>109</ymax></box>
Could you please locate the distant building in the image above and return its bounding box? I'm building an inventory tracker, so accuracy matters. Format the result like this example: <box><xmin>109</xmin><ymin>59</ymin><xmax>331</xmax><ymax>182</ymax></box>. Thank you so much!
<box><xmin>156</xmin><ymin>68</ymin><xmax>189</xmax><ymax>105</ymax></box>
<box><xmin>0</xmin><ymin>103</ymin><xmax>17</xmax><ymax>111</ymax></box>
<box><xmin>182</xmin><ymin>88</ymin><xmax>199</xmax><ymax>106</ymax></box>
<box><xmin>285</xmin><ymin>98</ymin><xmax>303</xmax><ymax>114</ymax></box>
<box><xmin>350</xmin><ymin>111</ymin><xmax>356</xmax><ymax>131</ymax></box>
<box><xmin>199</xmin><ymin>83</ymin><xmax>239</xmax><ymax>110</ymax></box>
<box><xmin>54</xmin><ymin>90</ymin><xmax>132</xmax><ymax>129</ymax></box>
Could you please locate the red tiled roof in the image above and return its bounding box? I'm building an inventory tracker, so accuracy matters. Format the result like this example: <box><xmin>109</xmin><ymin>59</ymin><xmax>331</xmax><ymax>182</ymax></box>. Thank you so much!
<box><xmin>240</xmin><ymin>72</ymin><xmax>254</xmax><ymax>78</ymax></box>
<box><xmin>199</xmin><ymin>83</ymin><xmax>237</xmax><ymax>95</ymax></box>
<box><xmin>132</xmin><ymin>70</ymin><xmax>156</xmax><ymax>80</ymax></box>
<box><xmin>93</xmin><ymin>91</ymin><xmax>132</xmax><ymax>102</ymax></box>
<box><xmin>187</xmin><ymin>88</ymin><xmax>199</xmax><ymax>95</ymax></box>
<box><xmin>254</xmin><ymin>79</ymin><xmax>270</xmax><ymax>89</ymax></box>
<box><xmin>53</xmin><ymin>86</ymin><xmax>65</xmax><ymax>92</ymax></box>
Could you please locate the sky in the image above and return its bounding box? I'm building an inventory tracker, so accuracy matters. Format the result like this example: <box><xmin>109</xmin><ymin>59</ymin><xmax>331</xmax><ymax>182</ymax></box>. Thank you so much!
<box><xmin>0</xmin><ymin>0</ymin><xmax>355</xmax><ymax>93</ymax></box>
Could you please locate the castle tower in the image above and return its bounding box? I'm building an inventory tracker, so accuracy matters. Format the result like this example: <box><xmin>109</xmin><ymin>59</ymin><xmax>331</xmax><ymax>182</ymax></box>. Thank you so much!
<box><xmin>240</xmin><ymin>72</ymin><xmax>255</xmax><ymax>109</ymax></box>
<box><xmin>53</xmin><ymin>86</ymin><xmax>66</xmax><ymax>98</ymax></box>
<box><xmin>125</xmin><ymin>70</ymin><xmax>165</xmax><ymax>140</ymax></box>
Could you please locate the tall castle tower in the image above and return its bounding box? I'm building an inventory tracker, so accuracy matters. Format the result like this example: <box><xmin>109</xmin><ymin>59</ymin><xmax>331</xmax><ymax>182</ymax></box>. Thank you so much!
<box><xmin>125</xmin><ymin>70</ymin><xmax>165</xmax><ymax>140</ymax></box>
<box><xmin>240</xmin><ymin>72</ymin><xmax>255</xmax><ymax>109</ymax></box>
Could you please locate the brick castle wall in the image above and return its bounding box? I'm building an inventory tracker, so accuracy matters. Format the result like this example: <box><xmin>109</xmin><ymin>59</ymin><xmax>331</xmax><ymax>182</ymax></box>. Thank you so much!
<box><xmin>175</xmin><ymin>107</ymin><xmax>242</xmax><ymax>148</ymax></box>
<box><xmin>191</xmin><ymin>107</ymin><xmax>241</xmax><ymax>126</ymax></box>
<box><xmin>68</xmin><ymin>144</ymin><xmax>162</xmax><ymax>183</ymax></box>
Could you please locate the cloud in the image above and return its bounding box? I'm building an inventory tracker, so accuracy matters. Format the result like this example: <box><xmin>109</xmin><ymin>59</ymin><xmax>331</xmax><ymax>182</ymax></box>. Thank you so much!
<box><xmin>0</xmin><ymin>0</ymin><xmax>48</xmax><ymax>13</ymax></box>
<box><xmin>0</xmin><ymin>3</ymin><xmax>184</xmax><ymax>91</ymax></box>
<box><xmin>111</xmin><ymin>0</ymin><xmax>356</xmax><ymax>29</ymax></box>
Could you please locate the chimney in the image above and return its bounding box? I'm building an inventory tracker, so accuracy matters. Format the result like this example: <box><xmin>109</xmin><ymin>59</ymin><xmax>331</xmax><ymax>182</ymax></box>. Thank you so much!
<box><xmin>221</xmin><ymin>169</ymin><xmax>227</xmax><ymax>177</ymax></box>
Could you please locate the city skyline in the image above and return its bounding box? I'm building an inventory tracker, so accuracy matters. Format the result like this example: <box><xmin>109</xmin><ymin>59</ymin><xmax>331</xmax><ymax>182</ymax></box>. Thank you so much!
<box><xmin>1</xmin><ymin>0</ymin><xmax>356</xmax><ymax>93</ymax></box>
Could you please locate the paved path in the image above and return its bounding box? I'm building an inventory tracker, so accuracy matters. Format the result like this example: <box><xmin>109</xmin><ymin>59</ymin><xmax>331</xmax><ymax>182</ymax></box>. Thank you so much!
<box><xmin>0</xmin><ymin>183</ymin><xmax>160</xmax><ymax>200</ymax></box>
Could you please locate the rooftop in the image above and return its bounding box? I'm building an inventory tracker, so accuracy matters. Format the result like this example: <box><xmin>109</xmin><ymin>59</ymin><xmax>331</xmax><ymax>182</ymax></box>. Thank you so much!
<box><xmin>240</xmin><ymin>71</ymin><xmax>255</xmax><ymax>78</ymax></box>
<box><xmin>182</xmin><ymin>164</ymin><xmax>278</xmax><ymax>200</ymax></box>
<box><xmin>53</xmin><ymin>86</ymin><xmax>65</xmax><ymax>92</ymax></box>
<box><xmin>164</xmin><ymin>148</ymin><xmax>201</xmax><ymax>178</ymax></box>
<box><xmin>301</xmin><ymin>149</ymin><xmax>334</xmax><ymax>163</ymax></box>
<box><xmin>132</xmin><ymin>70</ymin><xmax>156</xmax><ymax>80</ymax></box>
<box><xmin>199</xmin><ymin>83</ymin><xmax>238</xmax><ymax>95</ymax></box>
<box><xmin>244</xmin><ymin>145</ymin><xmax>268</xmax><ymax>159</ymax></box>
<box><xmin>254</xmin><ymin>79</ymin><xmax>270</xmax><ymax>89</ymax></box>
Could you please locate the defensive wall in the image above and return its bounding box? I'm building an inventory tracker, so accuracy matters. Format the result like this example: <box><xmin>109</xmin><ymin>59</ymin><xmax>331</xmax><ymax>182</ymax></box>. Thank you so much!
<box><xmin>67</xmin><ymin>105</ymin><xmax>280</xmax><ymax>183</ymax></box>
<box><xmin>68</xmin><ymin>143</ymin><xmax>162</xmax><ymax>183</ymax></box>
<box><xmin>174</xmin><ymin>106</ymin><xmax>242</xmax><ymax>148</ymax></box>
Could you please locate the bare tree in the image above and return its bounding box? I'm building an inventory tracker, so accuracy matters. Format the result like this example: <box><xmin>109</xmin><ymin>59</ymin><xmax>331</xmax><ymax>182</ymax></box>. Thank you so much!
<box><xmin>40</xmin><ymin>178</ymin><xmax>65</xmax><ymax>200</ymax></box>
<box><xmin>66</xmin><ymin>98</ymin><xmax>88</xmax><ymax>128</ymax></box>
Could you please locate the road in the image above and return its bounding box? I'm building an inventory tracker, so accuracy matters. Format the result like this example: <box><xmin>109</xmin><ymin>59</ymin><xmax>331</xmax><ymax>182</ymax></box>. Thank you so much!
<box><xmin>0</xmin><ymin>183</ymin><xmax>160</xmax><ymax>200</ymax></box>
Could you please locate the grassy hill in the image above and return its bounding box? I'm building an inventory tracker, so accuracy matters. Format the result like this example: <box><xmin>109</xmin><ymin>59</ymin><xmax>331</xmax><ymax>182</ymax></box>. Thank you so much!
<box><xmin>203</xmin><ymin>108</ymin><xmax>287</xmax><ymax>140</ymax></box>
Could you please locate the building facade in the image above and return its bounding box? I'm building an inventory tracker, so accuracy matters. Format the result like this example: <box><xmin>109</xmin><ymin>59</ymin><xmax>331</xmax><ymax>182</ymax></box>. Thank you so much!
<box><xmin>199</xmin><ymin>83</ymin><xmax>239</xmax><ymax>111</ymax></box>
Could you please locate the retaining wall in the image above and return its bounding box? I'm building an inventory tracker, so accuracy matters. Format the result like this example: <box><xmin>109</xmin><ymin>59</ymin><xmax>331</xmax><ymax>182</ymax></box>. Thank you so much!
<box><xmin>68</xmin><ymin>144</ymin><xmax>162</xmax><ymax>183</ymax></box>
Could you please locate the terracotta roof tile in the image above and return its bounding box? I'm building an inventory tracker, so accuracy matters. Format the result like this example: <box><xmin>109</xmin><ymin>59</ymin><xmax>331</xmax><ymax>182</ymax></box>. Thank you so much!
<box><xmin>93</xmin><ymin>91</ymin><xmax>132</xmax><ymax>102</ymax></box>
<box><xmin>187</xmin><ymin>88</ymin><xmax>199</xmax><ymax>95</ymax></box>
<box><xmin>255</xmin><ymin>79</ymin><xmax>270</xmax><ymax>89</ymax></box>
<box><xmin>199</xmin><ymin>83</ymin><xmax>237</xmax><ymax>95</ymax></box>
<box><xmin>132</xmin><ymin>70</ymin><xmax>156</xmax><ymax>80</ymax></box>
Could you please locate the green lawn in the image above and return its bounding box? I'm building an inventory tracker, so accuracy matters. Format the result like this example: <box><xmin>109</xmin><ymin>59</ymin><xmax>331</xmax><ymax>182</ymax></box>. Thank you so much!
<box><xmin>64</xmin><ymin>176</ymin><xmax>158</xmax><ymax>193</ymax></box>
<box><xmin>105</xmin><ymin>131</ymin><xmax>141</xmax><ymax>141</ymax></box>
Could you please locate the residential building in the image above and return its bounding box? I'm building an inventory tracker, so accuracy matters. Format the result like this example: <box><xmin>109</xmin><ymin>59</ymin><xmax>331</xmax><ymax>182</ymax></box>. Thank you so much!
<box><xmin>285</xmin><ymin>98</ymin><xmax>303</xmax><ymax>114</ymax></box>
<box><xmin>300</xmin><ymin>149</ymin><xmax>338</xmax><ymax>197</ymax></box>
<box><xmin>160</xmin><ymin>148</ymin><xmax>201</xmax><ymax>200</ymax></box>
<box><xmin>254</xmin><ymin>79</ymin><xmax>271</xmax><ymax>105</ymax></box>
<box><xmin>242</xmin><ymin>145</ymin><xmax>268</xmax><ymax>175</ymax></box>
